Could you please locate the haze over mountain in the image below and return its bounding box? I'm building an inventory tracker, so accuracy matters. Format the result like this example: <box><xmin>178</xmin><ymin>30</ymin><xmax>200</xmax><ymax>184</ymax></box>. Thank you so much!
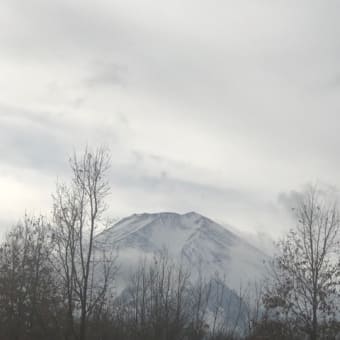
<box><xmin>96</xmin><ymin>211</ymin><xmax>268</xmax><ymax>291</ymax></box>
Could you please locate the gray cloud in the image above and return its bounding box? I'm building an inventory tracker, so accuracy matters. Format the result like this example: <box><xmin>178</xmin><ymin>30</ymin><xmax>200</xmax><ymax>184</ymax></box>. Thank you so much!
<box><xmin>85</xmin><ymin>62</ymin><xmax>128</xmax><ymax>88</ymax></box>
<box><xmin>1</xmin><ymin>0</ymin><xmax>340</xmax><ymax>237</ymax></box>
<box><xmin>0</xmin><ymin>107</ymin><xmax>69</xmax><ymax>172</ymax></box>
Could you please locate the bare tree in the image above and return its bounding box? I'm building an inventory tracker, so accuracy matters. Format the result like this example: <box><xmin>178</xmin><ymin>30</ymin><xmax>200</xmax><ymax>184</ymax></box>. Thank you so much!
<box><xmin>0</xmin><ymin>216</ymin><xmax>63</xmax><ymax>340</ymax></box>
<box><xmin>188</xmin><ymin>268</ymin><xmax>212</xmax><ymax>340</ymax></box>
<box><xmin>52</xmin><ymin>147</ymin><xmax>115</xmax><ymax>340</ymax></box>
<box><xmin>123</xmin><ymin>250</ymin><xmax>191</xmax><ymax>340</ymax></box>
<box><xmin>263</xmin><ymin>187</ymin><xmax>340</xmax><ymax>340</ymax></box>
<box><xmin>243</xmin><ymin>281</ymin><xmax>264</xmax><ymax>338</ymax></box>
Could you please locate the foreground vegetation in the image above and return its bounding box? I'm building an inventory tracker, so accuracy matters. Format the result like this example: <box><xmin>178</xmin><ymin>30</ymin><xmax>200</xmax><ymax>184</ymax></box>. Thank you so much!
<box><xmin>1</xmin><ymin>147</ymin><xmax>340</xmax><ymax>340</ymax></box>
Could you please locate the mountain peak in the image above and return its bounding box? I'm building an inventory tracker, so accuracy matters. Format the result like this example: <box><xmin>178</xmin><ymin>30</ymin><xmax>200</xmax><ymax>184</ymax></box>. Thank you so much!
<box><xmin>183</xmin><ymin>211</ymin><xmax>203</xmax><ymax>218</ymax></box>
<box><xmin>130</xmin><ymin>211</ymin><xmax>203</xmax><ymax>218</ymax></box>
<box><xmin>96</xmin><ymin>211</ymin><xmax>267</xmax><ymax>291</ymax></box>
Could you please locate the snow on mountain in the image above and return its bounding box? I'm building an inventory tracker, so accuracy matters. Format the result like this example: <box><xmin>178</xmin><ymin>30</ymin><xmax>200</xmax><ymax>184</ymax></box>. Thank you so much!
<box><xmin>96</xmin><ymin>212</ymin><xmax>268</xmax><ymax>291</ymax></box>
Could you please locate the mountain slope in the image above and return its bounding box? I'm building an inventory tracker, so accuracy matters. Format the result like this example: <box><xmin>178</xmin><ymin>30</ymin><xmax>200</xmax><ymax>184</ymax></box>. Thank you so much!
<box><xmin>96</xmin><ymin>212</ymin><xmax>267</xmax><ymax>291</ymax></box>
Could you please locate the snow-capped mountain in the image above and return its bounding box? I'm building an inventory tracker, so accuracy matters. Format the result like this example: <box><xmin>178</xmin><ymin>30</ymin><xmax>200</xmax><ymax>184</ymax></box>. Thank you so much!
<box><xmin>96</xmin><ymin>212</ymin><xmax>267</xmax><ymax>291</ymax></box>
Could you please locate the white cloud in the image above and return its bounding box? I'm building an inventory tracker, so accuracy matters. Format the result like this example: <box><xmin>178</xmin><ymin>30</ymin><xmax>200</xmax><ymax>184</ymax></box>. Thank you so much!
<box><xmin>1</xmin><ymin>0</ymin><xmax>339</xmax><ymax>237</ymax></box>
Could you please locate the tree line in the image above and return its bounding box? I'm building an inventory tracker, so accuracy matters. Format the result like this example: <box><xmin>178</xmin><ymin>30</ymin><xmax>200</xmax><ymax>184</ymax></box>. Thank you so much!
<box><xmin>1</xmin><ymin>147</ymin><xmax>340</xmax><ymax>340</ymax></box>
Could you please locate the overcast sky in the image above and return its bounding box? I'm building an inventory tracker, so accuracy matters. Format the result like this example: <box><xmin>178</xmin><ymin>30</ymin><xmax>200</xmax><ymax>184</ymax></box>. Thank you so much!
<box><xmin>1</xmin><ymin>0</ymin><xmax>340</xmax><ymax>237</ymax></box>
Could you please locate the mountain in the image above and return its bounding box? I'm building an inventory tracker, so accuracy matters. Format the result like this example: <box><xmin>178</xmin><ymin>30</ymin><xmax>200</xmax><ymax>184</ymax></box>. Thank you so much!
<box><xmin>96</xmin><ymin>212</ymin><xmax>267</xmax><ymax>291</ymax></box>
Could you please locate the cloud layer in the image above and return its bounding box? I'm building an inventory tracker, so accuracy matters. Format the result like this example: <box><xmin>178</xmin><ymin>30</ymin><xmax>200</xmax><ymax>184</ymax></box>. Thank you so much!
<box><xmin>1</xmin><ymin>0</ymin><xmax>340</xmax><ymax>236</ymax></box>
